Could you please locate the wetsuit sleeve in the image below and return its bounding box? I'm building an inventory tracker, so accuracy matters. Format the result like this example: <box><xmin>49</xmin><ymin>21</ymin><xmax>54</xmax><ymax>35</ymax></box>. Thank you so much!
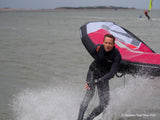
<box><xmin>86</xmin><ymin>67</ymin><xmax>94</xmax><ymax>83</ymax></box>
<box><xmin>96</xmin><ymin>51</ymin><xmax>121</xmax><ymax>83</ymax></box>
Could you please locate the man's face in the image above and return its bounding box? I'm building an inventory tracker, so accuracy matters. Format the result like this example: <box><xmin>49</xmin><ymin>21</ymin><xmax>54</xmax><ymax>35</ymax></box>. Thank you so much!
<box><xmin>103</xmin><ymin>37</ymin><xmax>115</xmax><ymax>52</ymax></box>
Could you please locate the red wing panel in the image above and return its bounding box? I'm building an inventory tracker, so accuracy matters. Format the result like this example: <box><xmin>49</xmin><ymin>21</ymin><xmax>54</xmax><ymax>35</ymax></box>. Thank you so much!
<box><xmin>86</xmin><ymin>22</ymin><xmax>154</xmax><ymax>53</ymax></box>
<box><xmin>115</xmin><ymin>40</ymin><xmax>160</xmax><ymax>65</ymax></box>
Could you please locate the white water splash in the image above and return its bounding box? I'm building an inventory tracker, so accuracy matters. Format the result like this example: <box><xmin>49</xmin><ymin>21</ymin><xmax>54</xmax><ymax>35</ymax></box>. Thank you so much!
<box><xmin>10</xmin><ymin>77</ymin><xmax>160</xmax><ymax>120</ymax></box>
<box><xmin>11</xmin><ymin>86</ymin><xmax>81</xmax><ymax>120</ymax></box>
<box><xmin>103</xmin><ymin>77</ymin><xmax>160</xmax><ymax>120</ymax></box>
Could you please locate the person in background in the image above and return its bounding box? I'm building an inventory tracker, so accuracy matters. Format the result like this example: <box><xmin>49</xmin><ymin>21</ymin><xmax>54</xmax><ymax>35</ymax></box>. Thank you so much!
<box><xmin>144</xmin><ymin>10</ymin><xmax>150</xmax><ymax>20</ymax></box>
<box><xmin>77</xmin><ymin>34</ymin><xmax>121</xmax><ymax>120</ymax></box>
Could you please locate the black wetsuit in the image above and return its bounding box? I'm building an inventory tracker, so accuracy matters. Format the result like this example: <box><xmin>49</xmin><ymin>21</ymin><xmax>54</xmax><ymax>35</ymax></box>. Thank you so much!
<box><xmin>144</xmin><ymin>11</ymin><xmax>150</xmax><ymax>20</ymax></box>
<box><xmin>77</xmin><ymin>45</ymin><xmax>121</xmax><ymax>120</ymax></box>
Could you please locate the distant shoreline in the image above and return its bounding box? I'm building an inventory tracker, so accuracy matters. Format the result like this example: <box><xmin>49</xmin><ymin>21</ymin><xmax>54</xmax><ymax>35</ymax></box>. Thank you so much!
<box><xmin>55</xmin><ymin>6</ymin><xmax>136</xmax><ymax>10</ymax></box>
<box><xmin>1</xmin><ymin>6</ymin><xmax>160</xmax><ymax>12</ymax></box>
<box><xmin>0</xmin><ymin>6</ymin><xmax>137</xmax><ymax>12</ymax></box>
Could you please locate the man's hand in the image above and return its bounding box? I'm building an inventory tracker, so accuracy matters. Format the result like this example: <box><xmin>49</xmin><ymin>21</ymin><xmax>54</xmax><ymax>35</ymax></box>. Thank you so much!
<box><xmin>85</xmin><ymin>82</ymin><xmax>91</xmax><ymax>90</ymax></box>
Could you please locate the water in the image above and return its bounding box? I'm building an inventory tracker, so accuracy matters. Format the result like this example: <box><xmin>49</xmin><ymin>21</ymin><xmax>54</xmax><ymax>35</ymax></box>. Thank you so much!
<box><xmin>0</xmin><ymin>9</ymin><xmax>160</xmax><ymax>120</ymax></box>
<box><xmin>103</xmin><ymin>77</ymin><xmax>160</xmax><ymax>120</ymax></box>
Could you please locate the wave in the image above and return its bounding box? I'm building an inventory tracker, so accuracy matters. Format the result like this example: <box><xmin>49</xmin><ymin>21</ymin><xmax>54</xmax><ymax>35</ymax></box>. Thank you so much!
<box><xmin>10</xmin><ymin>86</ymin><xmax>81</xmax><ymax>120</ymax></box>
<box><xmin>0</xmin><ymin>26</ymin><xmax>17</xmax><ymax>30</ymax></box>
<box><xmin>103</xmin><ymin>77</ymin><xmax>160</xmax><ymax>120</ymax></box>
<box><xmin>10</xmin><ymin>77</ymin><xmax>160</xmax><ymax>120</ymax></box>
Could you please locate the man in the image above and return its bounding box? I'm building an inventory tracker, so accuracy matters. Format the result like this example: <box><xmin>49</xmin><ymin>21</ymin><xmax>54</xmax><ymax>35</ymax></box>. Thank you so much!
<box><xmin>144</xmin><ymin>10</ymin><xmax>150</xmax><ymax>20</ymax></box>
<box><xmin>77</xmin><ymin>34</ymin><xmax>121</xmax><ymax>120</ymax></box>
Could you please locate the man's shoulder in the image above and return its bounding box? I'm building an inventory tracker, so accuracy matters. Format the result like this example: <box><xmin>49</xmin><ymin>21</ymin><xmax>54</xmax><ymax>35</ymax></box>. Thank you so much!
<box><xmin>95</xmin><ymin>44</ymin><xmax>103</xmax><ymax>52</ymax></box>
<box><xmin>113</xmin><ymin>47</ymin><xmax>121</xmax><ymax>61</ymax></box>
<box><xmin>114</xmin><ymin>47</ymin><xmax>121</xmax><ymax>54</ymax></box>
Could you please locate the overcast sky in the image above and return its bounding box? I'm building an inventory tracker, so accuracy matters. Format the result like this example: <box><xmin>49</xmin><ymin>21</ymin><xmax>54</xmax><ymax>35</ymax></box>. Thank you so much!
<box><xmin>0</xmin><ymin>0</ymin><xmax>159</xmax><ymax>10</ymax></box>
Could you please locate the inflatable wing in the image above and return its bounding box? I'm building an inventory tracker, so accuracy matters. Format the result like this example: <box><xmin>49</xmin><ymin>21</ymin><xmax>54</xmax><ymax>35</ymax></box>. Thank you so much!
<box><xmin>80</xmin><ymin>21</ymin><xmax>160</xmax><ymax>77</ymax></box>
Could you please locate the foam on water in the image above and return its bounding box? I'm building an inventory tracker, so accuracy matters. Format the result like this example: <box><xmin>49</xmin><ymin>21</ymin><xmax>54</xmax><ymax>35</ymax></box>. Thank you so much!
<box><xmin>103</xmin><ymin>77</ymin><xmax>160</xmax><ymax>120</ymax></box>
<box><xmin>10</xmin><ymin>86</ymin><xmax>81</xmax><ymax>120</ymax></box>
<box><xmin>10</xmin><ymin>77</ymin><xmax>160</xmax><ymax>120</ymax></box>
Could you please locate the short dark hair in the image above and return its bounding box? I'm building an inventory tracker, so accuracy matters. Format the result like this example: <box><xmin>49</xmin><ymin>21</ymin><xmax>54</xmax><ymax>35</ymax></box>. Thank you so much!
<box><xmin>104</xmin><ymin>34</ymin><xmax>115</xmax><ymax>44</ymax></box>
